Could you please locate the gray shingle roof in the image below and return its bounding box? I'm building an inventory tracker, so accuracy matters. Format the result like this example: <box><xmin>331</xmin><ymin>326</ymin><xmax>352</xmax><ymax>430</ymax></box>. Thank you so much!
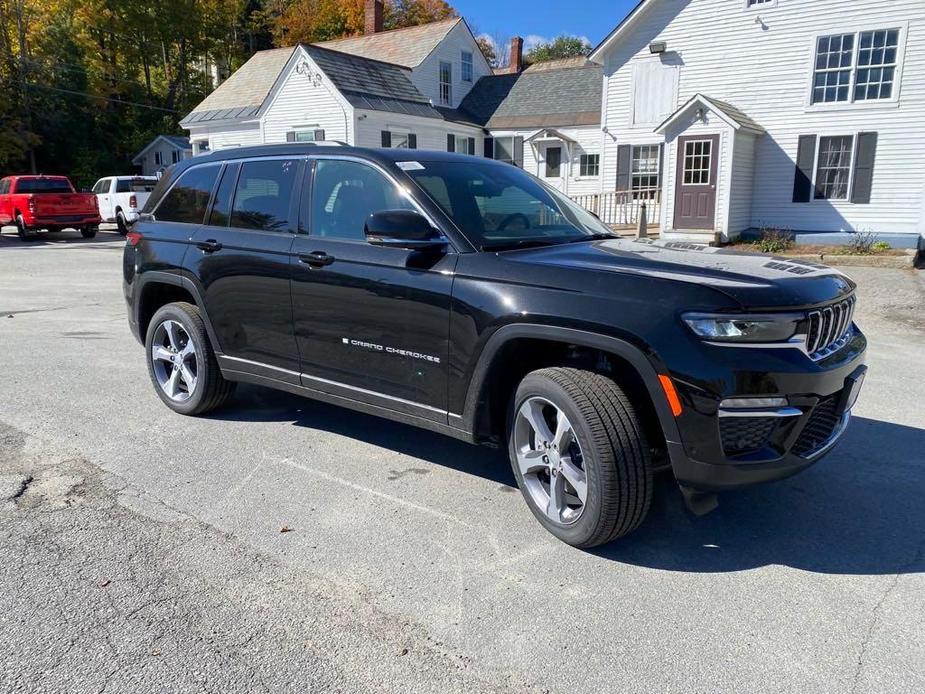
<box><xmin>314</xmin><ymin>18</ymin><xmax>460</xmax><ymax>68</ymax></box>
<box><xmin>458</xmin><ymin>64</ymin><xmax>602</xmax><ymax>129</ymax></box>
<box><xmin>162</xmin><ymin>135</ymin><xmax>191</xmax><ymax>149</ymax></box>
<box><xmin>181</xmin><ymin>47</ymin><xmax>295</xmax><ymax>124</ymax></box>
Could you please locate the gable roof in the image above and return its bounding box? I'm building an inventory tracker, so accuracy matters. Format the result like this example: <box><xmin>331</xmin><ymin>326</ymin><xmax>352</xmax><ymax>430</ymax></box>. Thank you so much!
<box><xmin>458</xmin><ymin>63</ymin><xmax>602</xmax><ymax>129</ymax></box>
<box><xmin>589</xmin><ymin>0</ymin><xmax>656</xmax><ymax>62</ymax></box>
<box><xmin>654</xmin><ymin>93</ymin><xmax>765</xmax><ymax>134</ymax></box>
<box><xmin>182</xmin><ymin>47</ymin><xmax>296</xmax><ymax>124</ymax></box>
<box><xmin>315</xmin><ymin>18</ymin><xmax>461</xmax><ymax>68</ymax></box>
<box><xmin>132</xmin><ymin>135</ymin><xmax>192</xmax><ymax>163</ymax></box>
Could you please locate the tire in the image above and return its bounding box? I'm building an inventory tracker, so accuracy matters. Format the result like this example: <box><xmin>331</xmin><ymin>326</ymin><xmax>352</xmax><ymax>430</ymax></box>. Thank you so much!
<box><xmin>508</xmin><ymin>367</ymin><xmax>652</xmax><ymax>548</ymax></box>
<box><xmin>144</xmin><ymin>302</ymin><xmax>236</xmax><ymax>416</ymax></box>
<box><xmin>116</xmin><ymin>211</ymin><xmax>128</xmax><ymax>235</ymax></box>
<box><xmin>80</xmin><ymin>226</ymin><xmax>98</xmax><ymax>239</ymax></box>
<box><xmin>16</xmin><ymin>214</ymin><xmax>36</xmax><ymax>241</ymax></box>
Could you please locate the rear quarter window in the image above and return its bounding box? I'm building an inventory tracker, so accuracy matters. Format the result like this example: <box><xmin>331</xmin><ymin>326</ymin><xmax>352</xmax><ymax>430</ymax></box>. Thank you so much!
<box><xmin>153</xmin><ymin>165</ymin><xmax>220</xmax><ymax>224</ymax></box>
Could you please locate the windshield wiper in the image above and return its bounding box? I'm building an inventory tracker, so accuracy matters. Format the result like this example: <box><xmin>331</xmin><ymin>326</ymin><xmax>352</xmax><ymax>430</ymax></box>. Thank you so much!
<box><xmin>481</xmin><ymin>239</ymin><xmax>565</xmax><ymax>252</ymax></box>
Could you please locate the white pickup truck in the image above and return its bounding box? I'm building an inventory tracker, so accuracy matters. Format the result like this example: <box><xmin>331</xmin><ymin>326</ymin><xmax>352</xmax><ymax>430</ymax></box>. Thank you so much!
<box><xmin>91</xmin><ymin>176</ymin><xmax>158</xmax><ymax>234</ymax></box>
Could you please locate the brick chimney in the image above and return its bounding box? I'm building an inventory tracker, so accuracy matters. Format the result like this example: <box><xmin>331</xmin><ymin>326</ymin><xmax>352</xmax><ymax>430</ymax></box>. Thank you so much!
<box><xmin>365</xmin><ymin>0</ymin><xmax>384</xmax><ymax>35</ymax></box>
<box><xmin>509</xmin><ymin>36</ymin><xmax>524</xmax><ymax>73</ymax></box>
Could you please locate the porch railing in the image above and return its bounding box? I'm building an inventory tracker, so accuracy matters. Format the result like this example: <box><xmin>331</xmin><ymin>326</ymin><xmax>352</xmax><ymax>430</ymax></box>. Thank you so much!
<box><xmin>570</xmin><ymin>188</ymin><xmax>662</xmax><ymax>228</ymax></box>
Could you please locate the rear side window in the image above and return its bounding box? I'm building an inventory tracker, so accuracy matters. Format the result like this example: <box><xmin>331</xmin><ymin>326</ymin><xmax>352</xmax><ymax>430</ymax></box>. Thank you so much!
<box><xmin>208</xmin><ymin>163</ymin><xmax>239</xmax><ymax>227</ymax></box>
<box><xmin>230</xmin><ymin>159</ymin><xmax>298</xmax><ymax>232</ymax></box>
<box><xmin>0</xmin><ymin>179</ymin><xmax>10</xmax><ymax>194</ymax></box>
<box><xmin>311</xmin><ymin>159</ymin><xmax>414</xmax><ymax>240</ymax></box>
<box><xmin>154</xmin><ymin>165</ymin><xmax>220</xmax><ymax>224</ymax></box>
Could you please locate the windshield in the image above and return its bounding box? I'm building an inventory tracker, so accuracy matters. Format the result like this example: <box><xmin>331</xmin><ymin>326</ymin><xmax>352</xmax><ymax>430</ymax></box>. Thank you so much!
<box><xmin>403</xmin><ymin>160</ymin><xmax>612</xmax><ymax>250</ymax></box>
<box><xmin>16</xmin><ymin>178</ymin><xmax>73</xmax><ymax>194</ymax></box>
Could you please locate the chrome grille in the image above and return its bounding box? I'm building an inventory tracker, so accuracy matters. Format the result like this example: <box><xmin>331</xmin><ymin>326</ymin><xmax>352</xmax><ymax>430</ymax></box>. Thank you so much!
<box><xmin>806</xmin><ymin>296</ymin><xmax>856</xmax><ymax>360</ymax></box>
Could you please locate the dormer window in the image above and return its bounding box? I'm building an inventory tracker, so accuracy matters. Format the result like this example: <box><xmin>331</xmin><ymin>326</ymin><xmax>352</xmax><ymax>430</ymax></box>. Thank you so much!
<box><xmin>462</xmin><ymin>51</ymin><xmax>473</xmax><ymax>83</ymax></box>
<box><xmin>439</xmin><ymin>61</ymin><xmax>452</xmax><ymax>105</ymax></box>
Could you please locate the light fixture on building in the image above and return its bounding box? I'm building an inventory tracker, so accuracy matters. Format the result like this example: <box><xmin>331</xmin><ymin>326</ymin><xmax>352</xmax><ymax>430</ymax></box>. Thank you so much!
<box><xmin>649</xmin><ymin>41</ymin><xmax>667</xmax><ymax>54</ymax></box>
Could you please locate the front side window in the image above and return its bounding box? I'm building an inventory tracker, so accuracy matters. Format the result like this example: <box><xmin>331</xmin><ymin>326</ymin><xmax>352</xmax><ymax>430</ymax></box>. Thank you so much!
<box><xmin>632</xmin><ymin>145</ymin><xmax>660</xmax><ymax>190</ymax></box>
<box><xmin>461</xmin><ymin>51</ymin><xmax>473</xmax><ymax>82</ymax></box>
<box><xmin>814</xmin><ymin>135</ymin><xmax>853</xmax><ymax>200</ymax></box>
<box><xmin>92</xmin><ymin>179</ymin><xmax>109</xmax><ymax>194</ymax></box>
<box><xmin>439</xmin><ymin>61</ymin><xmax>452</xmax><ymax>105</ymax></box>
<box><xmin>154</xmin><ymin>165</ymin><xmax>220</xmax><ymax>224</ymax></box>
<box><xmin>579</xmin><ymin>153</ymin><xmax>599</xmax><ymax>177</ymax></box>
<box><xmin>230</xmin><ymin>159</ymin><xmax>298</xmax><ymax>232</ymax></box>
<box><xmin>311</xmin><ymin>159</ymin><xmax>414</xmax><ymax>241</ymax></box>
<box><xmin>812</xmin><ymin>29</ymin><xmax>900</xmax><ymax>104</ymax></box>
<box><xmin>405</xmin><ymin>160</ymin><xmax>612</xmax><ymax>250</ymax></box>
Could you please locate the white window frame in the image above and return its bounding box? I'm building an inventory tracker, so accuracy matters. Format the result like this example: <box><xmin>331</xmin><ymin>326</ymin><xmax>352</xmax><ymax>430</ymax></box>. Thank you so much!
<box><xmin>809</xmin><ymin>132</ymin><xmax>858</xmax><ymax>203</ymax></box>
<box><xmin>439</xmin><ymin>61</ymin><xmax>453</xmax><ymax>106</ymax></box>
<box><xmin>387</xmin><ymin>129</ymin><xmax>412</xmax><ymax>149</ymax></box>
<box><xmin>154</xmin><ymin>151</ymin><xmax>163</xmax><ymax>166</ymax></box>
<box><xmin>631</xmin><ymin>144</ymin><xmax>661</xmax><ymax>190</ymax></box>
<box><xmin>805</xmin><ymin>23</ymin><xmax>907</xmax><ymax>110</ymax></box>
<box><xmin>679</xmin><ymin>140</ymin><xmax>711</xmax><ymax>187</ymax></box>
<box><xmin>743</xmin><ymin>0</ymin><xmax>776</xmax><ymax>9</ymax></box>
<box><xmin>578</xmin><ymin>153</ymin><xmax>599</xmax><ymax>178</ymax></box>
<box><xmin>461</xmin><ymin>51</ymin><xmax>473</xmax><ymax>83</ymax></box>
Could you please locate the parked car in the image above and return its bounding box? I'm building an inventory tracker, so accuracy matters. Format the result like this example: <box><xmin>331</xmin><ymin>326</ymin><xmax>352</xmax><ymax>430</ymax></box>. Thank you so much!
<box><xmin>0</xmin><ymin>175</ymin><xmax>101</xmax><ymax>240</ymax></box>
<box><xmin>92</xmin><ymin>175</ymin><xmax>158</xmax><ymax>234</ymax></box>
<box><xmin>123</xmin><ymin>144</ymin><xmax>867</xmax><ymax>547</ymax></box>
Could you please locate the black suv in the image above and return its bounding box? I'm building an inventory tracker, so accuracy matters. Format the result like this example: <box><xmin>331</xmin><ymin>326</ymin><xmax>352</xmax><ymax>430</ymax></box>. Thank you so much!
<box><xmin>123</xmin><ymin>144</ymin><xmax>867</xmax><ymax>547</ymax></box>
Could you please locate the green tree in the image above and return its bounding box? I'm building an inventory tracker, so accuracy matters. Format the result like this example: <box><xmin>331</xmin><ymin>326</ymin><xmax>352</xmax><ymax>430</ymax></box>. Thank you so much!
<box><xmin>524</xmin><ymin>35</ymin><xmax>591</xmax><ymax>64</ymax></box>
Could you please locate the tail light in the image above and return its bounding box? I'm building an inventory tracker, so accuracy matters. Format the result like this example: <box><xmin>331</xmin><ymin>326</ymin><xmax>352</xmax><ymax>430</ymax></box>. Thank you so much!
<box><xmin>28</xmin><ymin>198</ymin><xmax>36</xmax><ymax>213</ymax></box>
<box><xmin>126</xmin><ymin>231</ymin><xmax>143</xmax><ymax>246</ymax></box>
<box><xmin>129</xmin><ymin>194</ymin><xmax>137</xmax><ymax>209</ymax></box>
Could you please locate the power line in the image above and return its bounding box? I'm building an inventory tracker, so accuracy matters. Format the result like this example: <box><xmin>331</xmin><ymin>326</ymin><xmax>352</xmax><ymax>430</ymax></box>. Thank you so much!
<box><xmin>18</xmin><ymin>82</ymin><xmax>181</xmax><ymax>113</ymax></box>
<box><xmin>20</xmin><ymin>57</ymin><xmax>153</xmax><ymax>90</ymax></box>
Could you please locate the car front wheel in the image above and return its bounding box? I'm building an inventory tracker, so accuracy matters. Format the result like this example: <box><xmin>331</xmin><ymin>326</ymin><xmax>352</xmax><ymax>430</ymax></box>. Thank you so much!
<box><xmin>145</xmin><ymin>302</ymin><xmax>236</xmax><ymax>415</ymax></box>
<box><xmin>80</xmin><ymin>226</ymin><xmax>97</xmax><ymax>239</ymax></box>
<box><xmin>508</xmin><ymin>367</ymin><xmax>653</xmax><ymax>548</ymax></box>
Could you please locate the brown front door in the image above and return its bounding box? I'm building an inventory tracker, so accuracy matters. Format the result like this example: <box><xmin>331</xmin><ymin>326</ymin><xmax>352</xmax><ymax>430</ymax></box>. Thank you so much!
<box><xmin>673</xmin><ymin>135</ymin><xmax>718</xmax><ymax>230</ymax></box>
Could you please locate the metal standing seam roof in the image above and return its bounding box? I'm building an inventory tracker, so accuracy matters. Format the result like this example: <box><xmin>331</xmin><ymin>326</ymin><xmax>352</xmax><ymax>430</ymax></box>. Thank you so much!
<box><xmin>458</xmin><ymin>63</ymin><xmax>603</xmax><ymax>129</ymax></box>
<box><xmin>314</xmin><ymin>18</ymin><xmax>461</xmax><ymax>68</ymax></box>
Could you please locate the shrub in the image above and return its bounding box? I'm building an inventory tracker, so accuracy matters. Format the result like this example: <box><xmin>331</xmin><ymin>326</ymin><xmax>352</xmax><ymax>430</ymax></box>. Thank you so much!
<box><xmin>754</xmin><ymin>228</ymin><xmax>795</xmax><ymax>254</ymax></box>
<box><xmin>839</xmin><ymin>230</ymin><xmax>880</xmax><ymax>255</ymax></box>
<box><xmin>872</xmin><ymin>241</ymin><xmax>892</xmax><ymax>252</ymax></box>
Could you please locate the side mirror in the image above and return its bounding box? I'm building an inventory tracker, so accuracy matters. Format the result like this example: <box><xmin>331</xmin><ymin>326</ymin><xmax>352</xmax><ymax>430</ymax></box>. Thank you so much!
<box><xmin>365</xmin><ymin>210</ymin><xmax>446</xmax><ymax>250</ymax></box>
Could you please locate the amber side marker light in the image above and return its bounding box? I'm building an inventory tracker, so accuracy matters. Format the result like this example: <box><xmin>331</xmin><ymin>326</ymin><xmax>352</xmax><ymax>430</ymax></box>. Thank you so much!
<box><xmin>126</xmin><ymin>231</ymin><xmax>143</xmax><ymax>246</ymax></box>
<box><xmin>658</xmin><ymin>374</ymin><xmax>683</xmax><ymax>417</ymax></box>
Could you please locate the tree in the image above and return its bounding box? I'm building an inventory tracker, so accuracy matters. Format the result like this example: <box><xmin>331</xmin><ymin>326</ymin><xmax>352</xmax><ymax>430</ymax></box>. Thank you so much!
<box><xmin>475</xmin><ymin>35</ymin><xmax>497</xmax><ymax>67</ymax></box>
<box><xmin>524</xmin><ymin>35</ymin><xmax>591</xmax><ymax>64</ymax></box>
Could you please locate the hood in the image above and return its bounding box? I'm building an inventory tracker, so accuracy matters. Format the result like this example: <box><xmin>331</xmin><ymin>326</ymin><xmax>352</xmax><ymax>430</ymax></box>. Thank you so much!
<box><xmin>505</xmin><ymin>238</ymin><xmax>856</xmax><ymax>309</ymax></box>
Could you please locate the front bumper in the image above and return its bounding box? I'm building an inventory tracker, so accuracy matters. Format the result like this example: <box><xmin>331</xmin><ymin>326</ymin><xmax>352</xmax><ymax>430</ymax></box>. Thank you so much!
<box><xmin>666</xmin><ymin>329</ymin><xmax>867</xmax><ymax>491</ymax></box>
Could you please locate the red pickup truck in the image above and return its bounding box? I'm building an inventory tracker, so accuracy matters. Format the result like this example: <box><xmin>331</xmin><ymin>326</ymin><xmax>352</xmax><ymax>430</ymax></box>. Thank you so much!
<box><xmin>0</xmin><ymin>175</ymin><xmax>101</xmax><ymax>240</ymax></box>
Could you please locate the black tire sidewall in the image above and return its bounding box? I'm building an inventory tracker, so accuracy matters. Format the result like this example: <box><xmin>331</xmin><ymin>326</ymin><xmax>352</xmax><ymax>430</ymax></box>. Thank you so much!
<box><xmin>508</xmin><ymin>374</ymin><xmax>609</xmax><ymax>547</ymax></box>
<box><xmin>144</xmin><ymin>304</ymin><xmax>215</xmax><ymax>416</ymax></box>
<box><xmin>116</xmin><ymin>213</ymin><xmax>127</xmax><ymax>235</ymax></box>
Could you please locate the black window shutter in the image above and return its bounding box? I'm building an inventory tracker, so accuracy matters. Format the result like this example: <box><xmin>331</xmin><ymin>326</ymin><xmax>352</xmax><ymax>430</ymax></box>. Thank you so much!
<box><xmin>286</xmin><ymin>131</ymin><xmax>296</xmax><ymax>142</ymax></box>
<box><xmin>657</xmin><ymin>143</ymin><xmax>665</xmax><ymax>189</ymax></box>
<box><xmin>851</xmin><ymin>132</ymin><xmax>878</xmax><ymax>204</ymax></box>
<box><xmin>513</xmin><ymin>136</ymin><xmax>524</xmax><ymax>167</ymax></box>
<box><xmin>792</xmin><ymin>135</ymin><xmax>817</xmax><ymax>203</ymax></box>
<box><xmin>467</xmin><ymin>137</ymin><xmax>476</xmax><ymax>155</ymax></box>
<box><xmin>314</xmin><ymin>129</ymin><xmax>326</xmax><ymax>141</ymax></box>
<box><xmin>615</xmin><ymin>144</ymin><xmax>631</xmax><ymax>191</ymax></box>
<box><xmin>484</xmin><ymin>137</ymin><xmax>494</xmax><ymax>159</ymax></box>
<box><xmin>408</xmin><ymin>133</ymin><xmax>417</xmax><ymax>149</ymax></box>
<box><xmin>381</xmin><ymin>131</ymin><xmax>391</xmax><ymax>148</ymax></box>
<box><xmin>447</xmin><ymin>134</ymin><xmax>455</xmax><ymax>152</ymax></box>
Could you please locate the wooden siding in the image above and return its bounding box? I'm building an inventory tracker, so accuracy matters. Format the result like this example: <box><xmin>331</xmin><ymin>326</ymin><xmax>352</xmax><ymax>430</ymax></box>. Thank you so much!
<box><xmin>354</xmin><ymin>110</ymin><xmax>482</xmax><ymax>152</ymax></box>
<box><xmin>599</xmin><ymin>0</ymin><xmax>925</xmax><ymax>235</ymax></box>
<box><xmin>261</xmin><ymin>49</ymin><xmax>354</xmax><ymax>144</ymax></box>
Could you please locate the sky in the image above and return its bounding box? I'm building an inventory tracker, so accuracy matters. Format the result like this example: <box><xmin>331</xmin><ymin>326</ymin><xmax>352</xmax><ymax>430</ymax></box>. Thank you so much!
<box><xmin>453</xmin><ymin>0</ymin><xmax>640</xmax><ymax>54</ymax></box>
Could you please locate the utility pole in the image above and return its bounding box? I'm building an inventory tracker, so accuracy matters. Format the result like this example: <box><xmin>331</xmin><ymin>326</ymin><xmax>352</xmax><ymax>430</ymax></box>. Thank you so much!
<box><xmin>14</xmin><ymin>0</ymin><xmax>36</xmax><ymax>173</ymax></box>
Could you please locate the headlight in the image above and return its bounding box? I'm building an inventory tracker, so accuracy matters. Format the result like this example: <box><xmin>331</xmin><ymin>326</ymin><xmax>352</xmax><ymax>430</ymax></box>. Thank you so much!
<box><xmin>682</xmin><ymin>312</ymin><xmax>803</xmax><ymax>343</ymax></box>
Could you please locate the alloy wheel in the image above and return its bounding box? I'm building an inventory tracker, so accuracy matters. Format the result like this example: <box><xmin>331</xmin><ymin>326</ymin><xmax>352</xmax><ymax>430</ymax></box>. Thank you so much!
<box><xmin>150</xmin><ymin>319</ymin><xmax>198</xmax><ymax>402</ymax></box>
<box><xmin>513</xmin><ymin>397</ymin><xmax>588</xmax><ymax>525</ymax></box>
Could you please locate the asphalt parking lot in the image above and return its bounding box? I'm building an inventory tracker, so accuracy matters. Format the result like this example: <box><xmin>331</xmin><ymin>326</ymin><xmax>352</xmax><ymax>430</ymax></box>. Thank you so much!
<box><xmin>1</xmin><ymin>228</ymin><xmax>923</xmax><ymax>693</ymax></box>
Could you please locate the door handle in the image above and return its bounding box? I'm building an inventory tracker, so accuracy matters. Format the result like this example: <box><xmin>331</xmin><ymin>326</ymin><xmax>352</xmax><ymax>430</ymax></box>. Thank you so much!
<box><xmin>196</xmin><ymin>239</ymin><xmax>222</xmax><ymax>253</ymax></box>
<box><xmin>299</xmin><ymin>251</ymin><xmax>335</xmax><ymax>267</ymax></box>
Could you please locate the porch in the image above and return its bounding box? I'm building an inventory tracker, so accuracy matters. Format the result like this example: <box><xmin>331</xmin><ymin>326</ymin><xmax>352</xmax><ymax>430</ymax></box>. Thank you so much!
<box><xmin>570</xmin><ymin>187</ymin><xmax>662</xmax><ymax>232</ymax></box>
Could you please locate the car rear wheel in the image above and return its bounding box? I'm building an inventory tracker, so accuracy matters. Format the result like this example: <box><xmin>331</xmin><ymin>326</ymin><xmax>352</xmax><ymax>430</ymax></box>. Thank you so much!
<box><xmin>16</xmin><ymin>214</ymin><xmax>36</xmax><ymax>241</ymax></box>
<box><xmin>80</xmin><ymin>226</ymin><xmax>97</xmax><ymax>239</ymax></box>
<box><xmin>145</xmin><ymin>302</ymin><xmax>236</xmax><ymax>415</ymax></box>
<box><xmin>116</xmin><ymin>211</ymin><xmax>128</xmax><ymax>235</ymax></box>
<box><xmin>508</xmin><ymin>367</ymin><xmax>652</xmax><ymax>548</ymax></box>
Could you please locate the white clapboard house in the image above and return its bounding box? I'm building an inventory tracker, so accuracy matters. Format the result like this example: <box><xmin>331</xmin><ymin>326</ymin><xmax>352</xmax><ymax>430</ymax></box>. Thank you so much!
<box><xmin>180</xmin><ymin>1</ymin><xmax>605</xmax><ymax>195</ymax></box>
<box><xmin>589</xmin><ymin>0</ymin><xmax>925</xmax><ymax>248</ymax></box>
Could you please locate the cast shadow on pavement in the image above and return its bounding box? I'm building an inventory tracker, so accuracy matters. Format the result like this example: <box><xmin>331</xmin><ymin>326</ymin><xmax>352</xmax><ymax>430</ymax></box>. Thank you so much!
<box><xmin>216</xmin><ymin>386</ymin><xmax>925</xmax><ymax>576</ymax></box>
